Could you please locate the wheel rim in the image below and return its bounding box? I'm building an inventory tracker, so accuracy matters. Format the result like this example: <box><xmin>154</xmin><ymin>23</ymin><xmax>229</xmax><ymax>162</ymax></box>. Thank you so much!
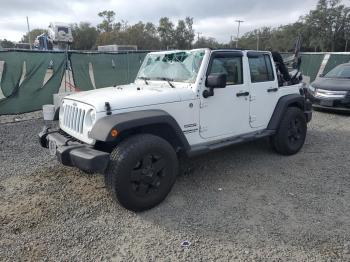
<box><xmin>130</xmin><ymin>154</ymin><xmax>166</xmax><ymax>196</ymax></box>
<box><xmin>287</xmin><ymin>117</ymin><xmax>303</xmax><ymax>143</ymax></box>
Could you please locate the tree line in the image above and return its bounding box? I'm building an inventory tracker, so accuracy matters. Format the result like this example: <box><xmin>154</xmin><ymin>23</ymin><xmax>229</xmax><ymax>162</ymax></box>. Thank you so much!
<box><xmin>238</xmin><ymin>0</ymin><xmax>350</xmax><ymax>52</ymax></box>
<box><xmin>91</xmin><ymin>11</ymin><xmax>195</xmax><ymax>50</ymax></box>
<box><xmin>1</xmin><ymin>0</ymin><xmax>349</xmax><ymax>52</ymax></box>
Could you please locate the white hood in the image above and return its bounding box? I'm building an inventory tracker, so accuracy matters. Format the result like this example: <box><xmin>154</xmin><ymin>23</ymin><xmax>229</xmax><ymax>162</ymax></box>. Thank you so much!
<box><xmin>64</xmin><ymin>83</ymin><xmax>196</xmax><ymax>112</ymax></box>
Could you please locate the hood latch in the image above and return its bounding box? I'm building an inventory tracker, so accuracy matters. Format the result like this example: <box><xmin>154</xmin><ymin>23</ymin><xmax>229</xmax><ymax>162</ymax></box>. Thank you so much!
<box><xmin>105</xmin><ymin>102</ymin><xmax>112</xmax><ymax>115</ymax></box>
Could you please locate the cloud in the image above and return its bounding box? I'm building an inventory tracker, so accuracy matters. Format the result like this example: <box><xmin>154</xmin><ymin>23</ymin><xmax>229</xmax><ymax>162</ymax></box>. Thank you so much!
<box><xmin>0</xmin><ymin>0</ymin><xmax>321</xmax><ymax>42</ymax></box>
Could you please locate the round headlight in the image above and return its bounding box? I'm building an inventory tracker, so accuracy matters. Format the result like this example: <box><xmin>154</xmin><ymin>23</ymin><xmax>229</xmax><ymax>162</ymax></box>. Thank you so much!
<box><xmin>85</xmin><ymin>109</ymin><xmax>97</xmax><ymax>128</ymax></box>
<box><xmin>59</xmin><ymin>105</ymin><xmax>64</xmax><ymax>121</ymax></box>
<box><xmin>91</xmin><ymin>111</ymin><xmax>96</xmax><ymax>123</ymax></box>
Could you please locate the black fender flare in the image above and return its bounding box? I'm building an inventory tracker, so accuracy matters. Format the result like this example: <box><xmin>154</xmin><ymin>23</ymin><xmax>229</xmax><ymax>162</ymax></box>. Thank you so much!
<box><xmin>90</xmin><ymin>110</ymin><xmax>190</xmax><ymax>151</ymax></box>
<box><xmin>267</xmin><ymin>94</ymin><xmax>307</xmax><ymax>130</ymax></box>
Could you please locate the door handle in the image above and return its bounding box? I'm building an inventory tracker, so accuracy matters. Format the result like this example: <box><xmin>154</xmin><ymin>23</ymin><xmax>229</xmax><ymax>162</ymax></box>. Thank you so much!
<box><xmin>267</xmin><ymin>88</ymin><xmax>278</xmax><ymax>93</ymax></box>
<box><xmin>236</xmin><ymin>91</ymin><xmax>250</xmax><ymax>97</ymax></box>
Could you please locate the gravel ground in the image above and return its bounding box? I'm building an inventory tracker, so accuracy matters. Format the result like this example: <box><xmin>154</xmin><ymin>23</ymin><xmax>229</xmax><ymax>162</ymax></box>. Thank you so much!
<box><xmin>0</xmin><ymin>111</ymin><xmax>42</xmax><ymax>124</ymax></box>
<box><xmin>0</xmin><ymin>111</ymin><xmax>350</xmax><ymax>261</ymax></box>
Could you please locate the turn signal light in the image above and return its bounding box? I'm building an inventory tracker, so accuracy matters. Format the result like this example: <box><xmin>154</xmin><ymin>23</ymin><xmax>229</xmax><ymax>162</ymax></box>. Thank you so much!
<box><xmin>111</xmin><ymin>129</ymin><xmax>119</xmax><ymax>137</ymax></box>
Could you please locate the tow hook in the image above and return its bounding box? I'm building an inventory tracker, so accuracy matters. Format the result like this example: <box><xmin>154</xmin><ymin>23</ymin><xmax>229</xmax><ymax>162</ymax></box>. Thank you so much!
<box><xmin>38</xmin><ymin>126</ymin><xmax>50</xmax><ymax>148</ymax></box>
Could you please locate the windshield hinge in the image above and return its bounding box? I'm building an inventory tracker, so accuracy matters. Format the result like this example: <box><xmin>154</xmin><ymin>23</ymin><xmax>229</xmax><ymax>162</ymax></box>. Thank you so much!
<box><xmin>249</xmin><ymin>116</ymin><xmax>257</xmax><ymax>123</ymax></box>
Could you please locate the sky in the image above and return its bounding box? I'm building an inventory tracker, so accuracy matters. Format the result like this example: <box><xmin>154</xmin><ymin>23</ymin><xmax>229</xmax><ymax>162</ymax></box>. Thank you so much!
<box><xmin>0</xmin><ymin>0</ymin><xmax>321</xmax><ymax>43</ymax></box>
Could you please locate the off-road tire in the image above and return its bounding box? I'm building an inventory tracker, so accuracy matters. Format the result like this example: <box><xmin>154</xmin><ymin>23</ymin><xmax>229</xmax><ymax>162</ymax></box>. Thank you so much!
<box><xmin>105</xmin><ymin>134</ymin><xmax>178</xmax><ymax>212</ymax></box>
<box><xmin>270</xmin><ymin>107</ymin><xmax>307</xmax><ymax>155</ymax></box>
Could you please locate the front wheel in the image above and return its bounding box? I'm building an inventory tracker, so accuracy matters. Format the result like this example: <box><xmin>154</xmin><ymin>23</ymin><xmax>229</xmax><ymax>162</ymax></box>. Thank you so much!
<box><xmin>270</xmin><ymin>107</ymin><xmax>307</xmax><ymax>155</ymax></box>
<box><xmin>105</xmin><ymin>134</ymin><xmax>178</xmax><ymax>212</ymax></box>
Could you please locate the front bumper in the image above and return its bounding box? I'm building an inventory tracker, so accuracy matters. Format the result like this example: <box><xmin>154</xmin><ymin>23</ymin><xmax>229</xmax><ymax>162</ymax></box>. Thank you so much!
<box><xmin>306</xmin><ymin>89</ymin><xmax>350</xmax><ymax>111</ymax></box>
<box><xmin>39</xmin><ymin>127</ymin><xmax>110</xmax><ymax>172</ymax></box>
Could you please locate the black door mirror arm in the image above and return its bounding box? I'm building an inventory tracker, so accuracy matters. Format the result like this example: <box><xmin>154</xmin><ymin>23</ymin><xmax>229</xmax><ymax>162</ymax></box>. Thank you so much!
<box><xmin>203</xmin><ymin>88</ymin><xmax>214</xmax><ymax>98</ymax></box>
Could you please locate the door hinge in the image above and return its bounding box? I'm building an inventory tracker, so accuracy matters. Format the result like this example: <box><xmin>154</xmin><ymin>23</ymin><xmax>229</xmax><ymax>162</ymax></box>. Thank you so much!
<box><xmin>200</xmin><ymin>100</ymin><xmax>208</xmax><ymax>108</ymax></box>
<box><xmin>249</xmin><ymin>116</ymin><xmax>257</xmax><ymax>122</ymax></box>
<box><xmin>199</xmin><ymin>126</ymin><xmax>208</xmax><ymax>133</ymax></box>
<box><xmin>249</xmin><ymin>95</ymin><xmax>256</xmax><ymax>101</ymax></box>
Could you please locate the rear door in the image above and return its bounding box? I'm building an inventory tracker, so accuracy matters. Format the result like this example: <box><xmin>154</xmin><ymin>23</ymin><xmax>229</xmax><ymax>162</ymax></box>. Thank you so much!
<box><xmin>248</xmin><ymin>52</ymin><xmax>279</xmax><ymax>128</ymax></box>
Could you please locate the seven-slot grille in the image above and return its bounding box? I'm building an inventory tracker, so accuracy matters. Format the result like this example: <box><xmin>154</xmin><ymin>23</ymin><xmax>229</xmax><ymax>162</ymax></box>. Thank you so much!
<box><xmin>62</xmin><ymin>104</ymin><xmax>86</xmax><ymax>134</ymax></box>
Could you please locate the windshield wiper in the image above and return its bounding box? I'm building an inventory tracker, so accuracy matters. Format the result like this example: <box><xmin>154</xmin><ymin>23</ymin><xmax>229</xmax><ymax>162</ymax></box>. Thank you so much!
<box><xmin>137</xmin><ymin>76</ymin><xmax>150</xmax><ymax>85</ymax></box>
<box><xmin>154</xmin><ymin>77</ymin><xmax>175</xmax><ymax>88</ymax></box>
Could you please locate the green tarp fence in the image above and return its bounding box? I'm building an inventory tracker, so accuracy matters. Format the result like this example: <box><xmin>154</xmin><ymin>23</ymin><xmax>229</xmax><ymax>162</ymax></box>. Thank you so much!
<box><xmin>70</xmin><ymin>52</ymin><xmax>147</xmax><ymax>91</ymax></box>
<box><xmin>323</xmin><ymin>54</ymin><xmax>350</xmax><ymax>74</ymax></box>
<box><xmin>0</xmin><ymin>51</ymin><xmax>66</xmax><ymax>114</ymax></box>
<box><xmin>300</xmin><ymin>54</ymin><xmax>325</xmax><ymax>82</ymax></box>
<box><xmin>0</xmin><ymin>50</ymin><xmax>349</xmax><ymax>115</ymax></box>
<box><xmin>0</xmin><ymin>52</ymin><xmax>23</xmax><ymax>97</ymax></box>
<box><xmin>0</xmin><ymin>50</ymin><xmax>148</xmax><ymax>115</ymax></box>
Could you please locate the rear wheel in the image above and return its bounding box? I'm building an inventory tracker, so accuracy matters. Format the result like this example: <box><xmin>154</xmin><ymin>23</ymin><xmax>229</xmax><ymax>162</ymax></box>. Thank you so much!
<box><xmin>105</xmin><ymin>134</ymin><xmax>178</xmax><ymax>212</ymax></box>
<box><xmin>270</xmin><ymin>107</ymin><xmax>307</xmax><ymax>155</ymax></box>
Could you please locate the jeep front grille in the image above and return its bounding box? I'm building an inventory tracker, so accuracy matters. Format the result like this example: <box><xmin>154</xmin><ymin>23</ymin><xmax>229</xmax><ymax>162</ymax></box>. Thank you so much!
<box><xmin>62</xmin><ymin>104</ymin><xmax>86</xmax><ymax>134</ymax></box>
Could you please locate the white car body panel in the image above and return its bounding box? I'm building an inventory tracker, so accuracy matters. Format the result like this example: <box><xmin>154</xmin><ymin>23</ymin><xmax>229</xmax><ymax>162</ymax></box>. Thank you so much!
<box><xmin>64</xmin><ymin>83</ymin><xmax>196</xmax><ymax>112</ymax></box>
<box><xmin>198</xmin><ymin>51</ymin><xmax>252</xmax><ymax>139</ymax></box>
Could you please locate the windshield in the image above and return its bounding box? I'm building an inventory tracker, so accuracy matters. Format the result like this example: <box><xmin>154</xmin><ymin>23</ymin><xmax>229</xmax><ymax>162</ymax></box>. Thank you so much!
<box><xmin>324</xmin><ymin>64</ymin><xmax>350</xmax><ymax>78</ymax></box>
<box><xmin>136</xmin><ymin>50</ymin><xmax>205</xmax><ymax>83</ymax></box>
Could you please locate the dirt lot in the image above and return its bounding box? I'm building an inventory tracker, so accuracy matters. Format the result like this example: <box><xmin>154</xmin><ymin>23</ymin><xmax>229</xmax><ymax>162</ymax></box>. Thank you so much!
<box><xmin>0</xmin><ymin>111</ymin><xmax>350</xmax><ymax>261</ymax></box>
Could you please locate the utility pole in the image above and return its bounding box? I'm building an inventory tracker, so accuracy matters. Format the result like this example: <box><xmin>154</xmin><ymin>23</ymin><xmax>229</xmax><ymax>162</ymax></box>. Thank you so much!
<box><xmin>235</xmin><ymin>20</ymin><xmax>244</xmax><ymax>48</ymax></box>
<box><xmin>345</xmin><ymin>31</ymin><xmax>349</xmax><ymax>52</ymax></box>
<box><xmin>256</xmin><ymin>29</ymin><xmax>269</xmax><ymax>51</ymax></box>
<box><xmin>346</xmin><ymin>39</ymin><xmax>348</xmax><ymax>52</ymax></box>
<box><xmin>26</xmin><ymin>16</ymin><xmax>32</xmax><ymax>49</ymax></box>
<box><xmin>197</xmin><ymin>32</ymin><xmax>202</xmax><ymax>42</ymax></box>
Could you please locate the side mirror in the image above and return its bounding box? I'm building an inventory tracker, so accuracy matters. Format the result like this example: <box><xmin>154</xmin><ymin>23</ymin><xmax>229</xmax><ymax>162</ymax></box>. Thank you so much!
<box><xmin>206</xmin><ymin>73</ymin><xmax>227</xmax><ymax>89</ymax></box>
<box><xmin>203</xmin><ymin>74</ymin><xmax>227</xmax><ymax>98</ymax></box>
<box><xmin>203</xmin><ymin>74</ymin><xmax>226</xmax><ymax>98</ymax></box>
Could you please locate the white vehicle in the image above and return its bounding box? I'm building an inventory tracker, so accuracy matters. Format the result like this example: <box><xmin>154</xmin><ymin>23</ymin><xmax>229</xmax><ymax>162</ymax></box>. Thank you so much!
<box><xmin>34</xmin><ymin>22</ymin><xmax>73</xmax><ymax>51</ymax></box>
<box><xmin>39</xmin><ymin>48</ymin><xmax>312</xmax><ymax>211</ymax></box>
<box><xmin>48</xmin><ymin>22</ymin><xmax>73</xmax><ymax>43</ymax></box>
<box><xmin>97</xmin><ymin>45</ymin><xmax>138</xmax><ymax>52</ymax></box>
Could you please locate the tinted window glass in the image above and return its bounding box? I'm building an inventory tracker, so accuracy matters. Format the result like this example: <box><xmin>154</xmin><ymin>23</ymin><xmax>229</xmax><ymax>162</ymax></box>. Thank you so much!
<box><xmin>58</xmin><ymin>27</ymin><xmax>69</xmax><ymax>34</ymax></box>
<box><xmin>325</xmin><ymin>64</ymin><xmax>350</xmax><ymax>78</ymax></box>
<box><xmin>208</xmin><ymin>54</ymin><xmax>243</xmax><ymax>85</ymax></box>
<box><xmin>249</xmin><ymin>54</ymin><xmax>275</xmax><ymax>83</ymax></box>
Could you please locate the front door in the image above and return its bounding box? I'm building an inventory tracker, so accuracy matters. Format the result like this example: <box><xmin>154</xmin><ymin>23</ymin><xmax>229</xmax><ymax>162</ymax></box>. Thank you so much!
<box><xmin>248</xmin><ymin>53</ymin><xmax>279</xmax><ymax>128</ymax></box>
<box><xmin>199</xmin><ymin>51</ymin><xmax>251</xmax><ymax>139</ymax></box>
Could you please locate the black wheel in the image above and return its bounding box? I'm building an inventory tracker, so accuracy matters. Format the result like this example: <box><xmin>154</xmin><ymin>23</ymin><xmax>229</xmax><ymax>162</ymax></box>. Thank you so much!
<box><xmin>105</xmin><ymin>134</ymin><xmax>178</xmax><ymax>212</ymax></box>
<box><xmin>270</xmin><ymin>107</ymin><xmax>307</xmax><ymax>155</ymax></box>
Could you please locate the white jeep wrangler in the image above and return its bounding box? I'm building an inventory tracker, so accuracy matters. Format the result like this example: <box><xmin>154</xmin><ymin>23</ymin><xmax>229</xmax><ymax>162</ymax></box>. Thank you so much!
<box><xmin>39</xmin><ymin>48</ymin><xmax>312</xmax><ymax>211</ymax></box>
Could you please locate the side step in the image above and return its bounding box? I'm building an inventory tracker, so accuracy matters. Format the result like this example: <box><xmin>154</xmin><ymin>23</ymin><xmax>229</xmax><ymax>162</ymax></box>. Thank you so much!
<box><xmin>187</xmin><ymin>130</ymin><xmax>275</xmax><ymax>157</ymax></box>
